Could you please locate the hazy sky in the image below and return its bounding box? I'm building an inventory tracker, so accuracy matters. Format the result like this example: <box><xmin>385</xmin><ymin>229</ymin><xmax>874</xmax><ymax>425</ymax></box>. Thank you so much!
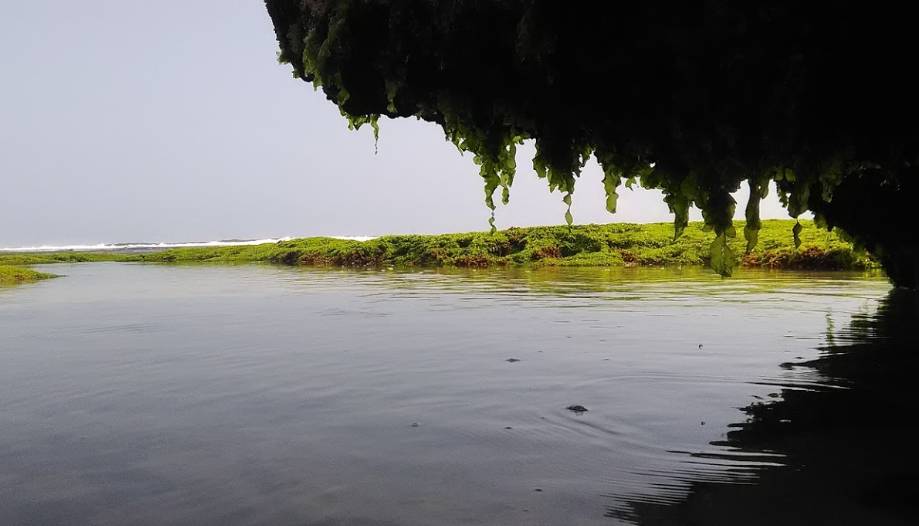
<box><xmin>0</xmin><ymin>1</ymin><xmax>793</xmax><ymax>246</ymax></box>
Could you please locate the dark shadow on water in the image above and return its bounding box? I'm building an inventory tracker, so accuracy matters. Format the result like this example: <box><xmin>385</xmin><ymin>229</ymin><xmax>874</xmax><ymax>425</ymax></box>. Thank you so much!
<box><xmin>613</xmin><ymin>289</ymin><xmax>919</xmax><ymax>525</ymax></box>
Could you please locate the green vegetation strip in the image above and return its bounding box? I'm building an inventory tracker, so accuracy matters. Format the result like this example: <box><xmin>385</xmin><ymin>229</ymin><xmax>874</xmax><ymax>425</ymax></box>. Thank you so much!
<box><xmin>0</xmin><ymin>265</ymin><xmax>57</xmax><ymax>285</ymax></box>
<box><xmin>0</xmin><ymin>220</ymin><xmax>871</xmax><ymax>271</ymax></box>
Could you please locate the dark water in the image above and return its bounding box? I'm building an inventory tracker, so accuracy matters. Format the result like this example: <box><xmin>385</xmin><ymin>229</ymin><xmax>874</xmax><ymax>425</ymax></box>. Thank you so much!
<box><xmin>0</xmin><ymin>263</ymin><xmax>914</xmax><ymax>525</ymax></box>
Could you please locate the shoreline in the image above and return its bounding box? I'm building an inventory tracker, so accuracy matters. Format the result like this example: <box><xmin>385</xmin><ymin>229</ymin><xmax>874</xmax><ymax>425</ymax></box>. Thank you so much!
<box><xmin>0</xmin><ymin>220</ymin><xmax>874</xmax><ymax>272</ymax></box>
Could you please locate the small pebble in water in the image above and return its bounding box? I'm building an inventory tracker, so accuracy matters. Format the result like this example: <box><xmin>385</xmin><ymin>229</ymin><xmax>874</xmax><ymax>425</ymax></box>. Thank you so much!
<box><xmin>566</xmin><ymin>405</ymin><xmax>588</xmax><ymax>414</ymax></box>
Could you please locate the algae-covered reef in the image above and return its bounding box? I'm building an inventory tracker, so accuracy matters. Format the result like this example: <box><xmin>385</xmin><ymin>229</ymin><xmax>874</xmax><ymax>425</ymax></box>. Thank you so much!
<box><xmin>169</xmin><ymin>220</ymin><xmax>869</xmax><ymax>269</ymax></box>
<box><xmin>0</xmin><ymin>265</ymin><xmax>56</xmax><ymax>286</ymax></box>
<box><xmin>1</xmin><ymin>221</ymin><xmax>869</xmax><ymax>271</ymax></box>
<box><xmin>265</xmin><ymin>1</ymin><xmax>917</xmax><ymax>286</ymax></box>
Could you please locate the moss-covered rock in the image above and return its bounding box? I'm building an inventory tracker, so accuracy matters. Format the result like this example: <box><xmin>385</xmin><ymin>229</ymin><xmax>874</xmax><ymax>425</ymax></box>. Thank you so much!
<box><xmin>0</xmin><ymin>265</ymin><xmax>56</xmax><ymax>286</ymax></box>
<box><xmin>0</xmin><ymin>220</ymin><xmax>865</xmax><ymax>271</ymax></box>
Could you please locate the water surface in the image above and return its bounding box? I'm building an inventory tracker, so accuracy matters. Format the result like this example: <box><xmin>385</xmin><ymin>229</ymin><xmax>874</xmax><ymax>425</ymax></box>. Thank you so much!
<box><xmin>0</xmin><ymin>264</ymin><xmax>907</xmax><ymax>524</ymax></box>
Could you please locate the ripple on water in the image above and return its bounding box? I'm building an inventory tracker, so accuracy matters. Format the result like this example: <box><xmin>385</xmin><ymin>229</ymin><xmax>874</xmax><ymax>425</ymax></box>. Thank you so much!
<box><xmin>0</xmin><ymin>263</ymin><xmax>898</xmax><ymax>525</ymax></box>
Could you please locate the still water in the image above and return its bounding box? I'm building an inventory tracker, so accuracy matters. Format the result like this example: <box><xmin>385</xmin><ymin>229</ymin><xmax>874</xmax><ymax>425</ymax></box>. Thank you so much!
<box><xmin>0</xmin><ymin>263</ymin><xmax>913</xmax><ymax>525</ymax></box>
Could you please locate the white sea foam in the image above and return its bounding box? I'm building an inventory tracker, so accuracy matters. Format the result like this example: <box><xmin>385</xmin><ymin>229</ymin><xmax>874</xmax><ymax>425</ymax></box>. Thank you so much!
<box><xmin>0</xmin><ymin>235</ymin><xmax>376</xmax><ymax>253</ymax></box>
<box><xmin>329</xmin><ymin>236</ymin><xmax>376</xmax><ymax>242</ymax></box>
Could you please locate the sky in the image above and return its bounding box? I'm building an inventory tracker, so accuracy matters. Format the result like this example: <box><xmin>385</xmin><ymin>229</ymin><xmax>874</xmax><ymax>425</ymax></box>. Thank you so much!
<box><xmin>0</xmin><ymin>1</ymin><xmax>793</xmax><ymax>247</ymax></box>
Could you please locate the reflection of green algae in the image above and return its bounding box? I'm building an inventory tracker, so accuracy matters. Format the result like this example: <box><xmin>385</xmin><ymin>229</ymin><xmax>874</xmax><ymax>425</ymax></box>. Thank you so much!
<box><xmin>614</xmin><ymin>289</ymin><xmax>918</xmax><ymax>525</ymax></box>
<box><xmin>277</xmin><ymin>265</ymin><xmax>887</xmax><ymax>301</ymax></box>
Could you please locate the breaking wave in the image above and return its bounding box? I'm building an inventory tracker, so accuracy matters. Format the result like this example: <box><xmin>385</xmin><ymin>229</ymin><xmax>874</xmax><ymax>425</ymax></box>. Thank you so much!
<box><xmin>0</xmin><ymin>236</ymin><xmax>376</xmax><ymax>253</ymax></box>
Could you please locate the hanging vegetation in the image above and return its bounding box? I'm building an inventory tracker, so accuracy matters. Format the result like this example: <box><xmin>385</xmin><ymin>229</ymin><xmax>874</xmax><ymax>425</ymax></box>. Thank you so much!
<box><xmin>265</xmin><ymin>1</ymin><xmax>919</xmax><ymax>286</ymax></box>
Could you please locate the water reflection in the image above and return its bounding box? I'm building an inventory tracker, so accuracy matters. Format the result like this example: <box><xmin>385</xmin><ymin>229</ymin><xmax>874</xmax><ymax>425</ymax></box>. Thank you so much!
<box><xmin>0</xmin><ymin>264</ymin><xmax>901</xmax><ymax>524</ymax></box>
<box><xmin>616</xmin><ymin>289</ymin><xmax>919</xmax><ymax>525</ymax></box>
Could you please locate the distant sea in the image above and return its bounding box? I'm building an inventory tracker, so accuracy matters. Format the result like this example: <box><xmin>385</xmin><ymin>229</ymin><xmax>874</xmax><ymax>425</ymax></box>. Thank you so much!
<box><xmin>0</xmin><ymin>236</ymin><xmax>375</xmax><ymax>253</ymax></box>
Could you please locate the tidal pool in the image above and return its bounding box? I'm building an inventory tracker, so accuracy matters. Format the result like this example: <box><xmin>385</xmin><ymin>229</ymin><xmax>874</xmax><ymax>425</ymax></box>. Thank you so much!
<box><xmin>0</xmin><ymin>263</ymin><xmax>912</xmax><ymax>525</ymax></box>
